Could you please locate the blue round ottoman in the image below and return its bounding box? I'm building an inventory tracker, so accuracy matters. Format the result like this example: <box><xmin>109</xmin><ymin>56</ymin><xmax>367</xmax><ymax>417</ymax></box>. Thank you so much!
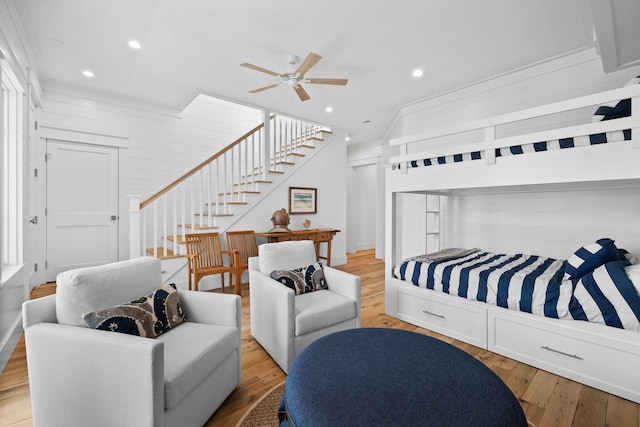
<box><xmin>284</xmin><ymin>328</ymin><xmax>527</xmax><ymax>426</ymax></box>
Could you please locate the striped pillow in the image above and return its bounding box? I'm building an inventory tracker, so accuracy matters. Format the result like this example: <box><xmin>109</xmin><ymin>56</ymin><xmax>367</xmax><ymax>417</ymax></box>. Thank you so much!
<box><xmin>569</xmin><ymin>261</ymin><xmax>640</xmax><ymax>331</ymax></box>
<box><xmin>564</xmin><ymin>238</ymin><xmax>624</xmax><ymax>280</ymax></box>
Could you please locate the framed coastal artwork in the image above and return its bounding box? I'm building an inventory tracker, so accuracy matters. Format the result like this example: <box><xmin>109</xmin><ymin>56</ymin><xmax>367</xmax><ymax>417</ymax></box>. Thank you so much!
<box><xmin>289</xmin><ymin>187</ymin><xmax>317</xmax><ymax>214</ymax></box>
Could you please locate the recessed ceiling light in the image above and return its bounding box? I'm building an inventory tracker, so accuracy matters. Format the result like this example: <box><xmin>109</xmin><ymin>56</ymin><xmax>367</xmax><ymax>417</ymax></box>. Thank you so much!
<box><xmin>128</xmin><ymin>40</ymin><xmax>142</xmax><ymax>49</ymax></box>
<box><xmin>325</xmin><ymin>106</ymin><xmax>333</xmax><ymax>113</ymax></box>
<box><xmin>82</xmin><ymin>70</ymin><xmax>94</xmax><ymax>78</ymax></box>
<box><xmin>345</xmin><ymin>135</ymin><xmax>351</xmax><ymax>141</ymax></box>
<box><xmin>412</xmin><ymin>69</ymin><xmax>423</xmax><ymax>78</ymax></box>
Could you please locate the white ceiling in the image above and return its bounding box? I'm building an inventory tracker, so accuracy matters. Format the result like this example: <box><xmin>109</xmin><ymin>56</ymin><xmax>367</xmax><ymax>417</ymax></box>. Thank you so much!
<box><xmin>15</xmin><ymin>0</ymin><xmax>598</xmax><ymax>144</ymax></box>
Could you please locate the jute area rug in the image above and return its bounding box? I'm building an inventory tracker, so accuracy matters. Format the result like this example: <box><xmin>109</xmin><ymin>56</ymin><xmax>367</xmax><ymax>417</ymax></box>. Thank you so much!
<box><xmin>236</xmin><ymin>381</ymin><xmax>285</xmax><ymax>427</ymax></box>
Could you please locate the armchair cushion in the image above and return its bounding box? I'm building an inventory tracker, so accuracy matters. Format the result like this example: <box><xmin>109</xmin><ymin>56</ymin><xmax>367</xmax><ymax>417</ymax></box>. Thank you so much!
<box><xmin>294</xmin><ymin>290</ymin><xmax>356</xmax><ymax>335</ymax></box>
<box><xmin>258</xmin><ymin>241</ymin><xmax>317</xmax><ymax>274</ymax></box>
<box><xmin>270</xmin><ymin>262</ymin><xmax>328</xmax><ymax>295</ymax></box>
<box><xmin>57</xmin><ymin>257</ymin><xmax>162</xmax><ymax>327</ymax></box>
<box><xmin>83</xmin><ymin>283</ymin><xmax>187</xmax><ymax>338</ymax></box>
<box><xmin>158</xmin><ymin>322</ymin><xmax>239</xmax><ymax>409</ymax></box>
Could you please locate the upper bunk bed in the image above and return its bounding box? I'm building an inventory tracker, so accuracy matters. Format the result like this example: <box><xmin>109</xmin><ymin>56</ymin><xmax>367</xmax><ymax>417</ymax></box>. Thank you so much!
<box><xmin>387</xmin><ymin>81</ymin><xmax>640</xmax><ymax>195</ymax></box>
<box><xmin>383</xmin><ymin>79</ymin><xmax>640</xmax><ymax>404</ymax></box>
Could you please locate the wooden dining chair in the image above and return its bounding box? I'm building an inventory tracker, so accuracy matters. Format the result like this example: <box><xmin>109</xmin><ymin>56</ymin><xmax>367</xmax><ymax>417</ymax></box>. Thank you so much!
<box><xmin>185</xmin><ymin>232</ymin><xmax>241</xmax><ymax>294</ymax></box>
<box><xmin>226</xmin><ymin>230</ymin><xmax>259</xmax><ymax>283</ymax></box>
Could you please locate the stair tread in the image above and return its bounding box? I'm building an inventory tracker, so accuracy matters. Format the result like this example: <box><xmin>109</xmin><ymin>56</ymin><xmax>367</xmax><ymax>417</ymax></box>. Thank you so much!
<box><xmin>164</xmin><ymin>235</ymin><xmax>185</xmax><ymax>244</ymax></box>
<box><xmin>205</xmin><ymin>201</ymin><xmax>248</xmax><ymax>205</ymax></box>
<box><xmin>178</xmin><ymin>224</ymin><xmax>218</xmax><ymax>230</ymax></box>
<box><xmin>194</xmin><ymin>213</ymin><xmax>234</xmax><ymax>217</ymax></box>
<box><xmin>301</xmin><ymin>144</ymin><xmax>316</xmax><ymax>149</ymax></box>
<box><xmin>145</xmin><ymin>247</ymin><xmax>184</xmax><ymax>259</ymax></box>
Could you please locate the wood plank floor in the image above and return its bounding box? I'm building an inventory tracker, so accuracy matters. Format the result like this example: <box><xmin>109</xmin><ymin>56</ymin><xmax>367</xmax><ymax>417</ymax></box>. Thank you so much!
<box><xmin>1</xmin><ymin>249</ymin><xmax>638</xmax><ymax>426</ymax></box>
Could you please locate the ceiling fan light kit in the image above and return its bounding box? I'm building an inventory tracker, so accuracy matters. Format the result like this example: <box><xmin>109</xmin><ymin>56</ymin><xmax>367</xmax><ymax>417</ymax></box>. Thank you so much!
<box><xmin>241</xmin><ymin>52</ymin><xmax>348</xmax><ymax>101</ymax></box>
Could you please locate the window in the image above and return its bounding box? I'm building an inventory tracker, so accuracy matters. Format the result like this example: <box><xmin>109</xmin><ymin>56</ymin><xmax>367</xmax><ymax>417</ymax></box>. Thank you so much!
<box><xmin>1</xmin><ymin>60</ymin><xmax>24</xmax><ymax>269</ymax></box>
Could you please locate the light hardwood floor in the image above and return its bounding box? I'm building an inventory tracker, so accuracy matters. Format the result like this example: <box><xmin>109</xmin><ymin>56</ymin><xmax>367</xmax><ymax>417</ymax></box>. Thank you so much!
<box><xmin>1</xmin><ymin>249</ymin><xmax>639</xmax><ymax>426</ymax></box>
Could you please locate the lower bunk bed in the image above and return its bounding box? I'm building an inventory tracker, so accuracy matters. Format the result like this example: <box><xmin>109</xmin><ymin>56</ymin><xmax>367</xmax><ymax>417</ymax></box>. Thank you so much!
<box><xmin>384</xmin><ymin>81</ymin><xmax>640</xmax><ymax>404</ymax></box>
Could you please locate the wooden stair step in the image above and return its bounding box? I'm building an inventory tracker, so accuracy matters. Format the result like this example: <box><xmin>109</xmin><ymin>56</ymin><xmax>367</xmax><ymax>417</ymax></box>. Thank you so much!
<box><xmin>309</xmin><ymin>136</ymin><xmax>324</xmax><ymax>141</ymax></box>
<box><xmin>276</xmin><ymin>161</ymin><xmax>295</xmax><ymax>165</ymax></box>
<box><xmin>194</xmin><ymin>213</ymin><xmax>234</xmax><ymax>217</ymax></box>
<box><xmin>164</xmin><ymin>235</ymin><xmax>185</xmax><ymax>244</ymax></box>
<box><xmin>301</xmin><ymin>144</ymin><xmax>316</xmax><ymax>149</ymax></box>
<box><xmin>205</xmin><ymin>201</ymin><xmax>248</xmax><ymax>205</ymax></box>
<box><xmin>225</xmin><ymin>184</ymin><xmax>260</xmax><ymax>196</ymax></box>
<box><xmin>268</xmin><ymin>170</ymin><xmax>285</xmax><ymax>174</ymax></box>
<box><xmin>178</xmin><ymin>223</ymin><xmax>218</xmax><ymax>230</ymax></box>
<box><xmin>145</xmin><ymin>247</ymin><xmax>184</xmax><ymax>259</ymax></box>
<box><xmin>290</xmin><ymin>152</ymin><xmax>305</xmax><ymax>157</ymax></box>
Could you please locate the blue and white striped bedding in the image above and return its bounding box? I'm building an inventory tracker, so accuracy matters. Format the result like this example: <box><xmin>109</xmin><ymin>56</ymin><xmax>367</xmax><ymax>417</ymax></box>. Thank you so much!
<box><xmin>395</xmin><ymin>251</ymin><xmax>571</xmax><ymax>319</ymax></box>
<box><xmin>394</xmin><ymin>247</ymin><xmax>640</xmax><ymax>331</ymax></box>
<box><xmin>400</xmin><ymin>129</ymin><xmax>631</xmax><ymax>170</ymax></box>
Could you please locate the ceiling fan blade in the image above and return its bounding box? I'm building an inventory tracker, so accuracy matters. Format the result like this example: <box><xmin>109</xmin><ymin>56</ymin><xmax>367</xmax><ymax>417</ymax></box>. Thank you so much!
<box><xmin>249</xmin><ymin>83</ymin><xmax>281</xmax><ymax>94</ymax></box>
<box><xmin>294</xmin><ymin>85</ymin><xmax>311</xmax><ymax>101</ymax></box>
<box><xmin>295</xmin><ymin>52</ymin><xmax>322</xmax><ymax>77</ymax></box>
<box><xmin>305</xmin><ymin>78</ymin><xmax>348</xmax><ymax>86</ymax></box>
<box><xmin>240</xmin><ymin>63</ymin><xmax>283</xmax><ymax>77</ymax></box>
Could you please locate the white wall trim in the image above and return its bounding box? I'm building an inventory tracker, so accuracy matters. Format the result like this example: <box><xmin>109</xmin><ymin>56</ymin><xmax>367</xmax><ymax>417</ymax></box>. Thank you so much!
<box><xmin>39</xmin><ymin>124</ymin><xmax>129</xmax><ymax>148</ymax></box>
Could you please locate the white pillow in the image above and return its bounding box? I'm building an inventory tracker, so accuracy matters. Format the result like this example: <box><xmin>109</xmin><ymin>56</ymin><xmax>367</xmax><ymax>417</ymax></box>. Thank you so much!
<box><xmin>258</xmin><ymin>240</ymin><xmax>317</xmax><ymax>275</ymax></box>
<box><xmin>56</xmin><ymin>257</ymin><xmax>162</xmax><ymax>327</ymax></box>
<box><xmin>625</xmin><ymin>264</ymin><xmax>640</xmax><ymax>296</ymax></box>
<box><xmin>625</xmin><ymin>252</ymin><xmax>640</xmax><ymax>265</ymax></box>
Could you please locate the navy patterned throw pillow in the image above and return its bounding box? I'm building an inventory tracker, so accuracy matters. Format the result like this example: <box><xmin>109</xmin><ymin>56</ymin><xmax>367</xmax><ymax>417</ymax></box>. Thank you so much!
<box><xmin>83</xmin><ymin>283</ymin><xmax>187</xmax><ymax>338</ymax></box>
<box><xmin>270</xmin><ymin>262</ymin><xmax>328</xmax><ymax>295</ymax></box>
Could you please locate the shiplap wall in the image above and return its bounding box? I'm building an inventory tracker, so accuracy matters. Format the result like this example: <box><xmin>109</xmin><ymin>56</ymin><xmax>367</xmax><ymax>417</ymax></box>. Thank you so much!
<box><xmin>39</xmin><ymin>83</ymin><xmax>262</xmax><ymax>200</ymax></box>
<box><xmin>34</xmin><ymin>83</ymin><xmax>262</xmax><ymax>278</ymax></box>
<box><xmin>392</xmin><ymin>48</ymin><xmax>640</xmax><ymax>259</ymax></box>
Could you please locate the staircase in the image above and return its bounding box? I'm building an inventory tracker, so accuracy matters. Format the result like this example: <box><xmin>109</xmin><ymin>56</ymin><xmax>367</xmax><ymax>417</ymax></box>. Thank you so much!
<box><xmin>128</xmin><ymin>114</ymin><xmax>331</xmax><ymax>286</ymax></box>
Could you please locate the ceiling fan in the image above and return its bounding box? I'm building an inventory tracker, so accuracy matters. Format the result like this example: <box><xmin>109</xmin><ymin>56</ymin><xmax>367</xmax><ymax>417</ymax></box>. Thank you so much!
<box><xmin>240</xmin><ymin>52</ymin><xmax>348</xmax><ymax>101</ymax></box>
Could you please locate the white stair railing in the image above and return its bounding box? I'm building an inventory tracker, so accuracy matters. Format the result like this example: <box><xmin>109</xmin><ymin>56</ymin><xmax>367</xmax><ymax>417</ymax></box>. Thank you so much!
<box><xmin>129</xmin><ymin>115</ymin><xmax>328</xmax><ymax>258</ymax></box>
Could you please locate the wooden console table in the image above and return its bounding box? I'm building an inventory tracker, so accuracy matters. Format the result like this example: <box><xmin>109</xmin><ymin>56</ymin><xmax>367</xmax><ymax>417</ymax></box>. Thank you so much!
<box><xmin>255</xmin><ymin>228</ymin><xmax>340</xmax><ymax>266</ymax></box>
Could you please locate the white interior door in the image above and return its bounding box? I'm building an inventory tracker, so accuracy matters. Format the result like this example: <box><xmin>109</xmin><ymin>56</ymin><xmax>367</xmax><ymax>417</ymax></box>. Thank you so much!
<box><xmin>46</xmin><ymin>140</ymin><xmax>119</xmax><ymax>281</ymax></box>
<box><xmin>347</xmin><ymin>163</ymin><xmax>377</xmax><ymax>253</ymax></box>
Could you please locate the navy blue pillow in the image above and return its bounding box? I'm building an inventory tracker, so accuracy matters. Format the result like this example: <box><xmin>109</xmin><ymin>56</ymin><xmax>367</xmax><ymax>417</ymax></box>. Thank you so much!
<box><xmin>564</xmin><ymin>238</ymin><xmax>627</xmax><ymax>281</ymax></box>
<box><xmin>592</xmin><ymin>75</ymin><xmax>639</xmax><ymax>122</ymax></box>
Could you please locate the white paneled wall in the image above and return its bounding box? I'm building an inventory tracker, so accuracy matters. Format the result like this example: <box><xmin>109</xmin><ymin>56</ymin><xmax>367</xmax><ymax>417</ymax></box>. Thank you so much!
<box><xmin>445</xmin><ymin>186</ymin><xmax>640</xmax><ymax>259</ymax></box>
<box><xmin>39</xmin><ymin>85</ymin><xmax>262</xmax><ymax>201</ymax></box>
<box><xmin>34</xmin><ymin>84</ymin><xmax>262</xmax><ymax>281</ymax></box>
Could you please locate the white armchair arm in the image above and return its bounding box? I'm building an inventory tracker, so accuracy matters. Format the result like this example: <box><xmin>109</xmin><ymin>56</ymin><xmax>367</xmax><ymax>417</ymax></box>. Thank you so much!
<box><xmin>22</xmin><ymin>295</ymin><xmax>57</xmax><ymax>329</ymax></box>
<box><xmin>249</xmin><ymin>268</ymin><xmax>295</xmax><ymax>371</ymax></box>
<box><xmin>324</xmin><ymin>267</ymin><xmax>362</xmax><ymax>327</ymax></box>
<box><xmin>179</xmin><ymin>291</ymin><xmax>241</xmax><ymax>329</ymax></box>
<box><xmin>25</xmin><ymin>323</ymin><xmax>164</xmax><ymax>427</ymax></box>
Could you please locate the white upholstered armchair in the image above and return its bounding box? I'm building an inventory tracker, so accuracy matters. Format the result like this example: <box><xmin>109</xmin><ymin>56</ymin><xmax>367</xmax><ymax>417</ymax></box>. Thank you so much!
<box><xmin>22</xmin><ymin>257</ymin><xmax>241</xmax><ymax>427</ymax></box>
<box><xmin>249</xmin><ymin>240</ymin><xmax>361</xmax><ymax>373</ymax></box>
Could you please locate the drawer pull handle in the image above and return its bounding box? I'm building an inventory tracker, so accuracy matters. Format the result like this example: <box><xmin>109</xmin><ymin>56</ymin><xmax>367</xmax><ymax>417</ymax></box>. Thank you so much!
<box><xmin>541</xmin><ymin>346</ymin><xmax>583</xmax><ymax>360</ymax></box>
<box><xmin>422</xmin><ymin>310</ymin><xmax>445</xmax><ymax>319</ymax></box>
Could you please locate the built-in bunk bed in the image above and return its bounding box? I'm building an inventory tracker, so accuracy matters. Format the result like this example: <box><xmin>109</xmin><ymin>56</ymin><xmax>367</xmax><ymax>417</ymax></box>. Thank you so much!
<box><xmin>385</xmin><ymin>79</ymin><xmax>640</xmax><ymax>404</ymax></box>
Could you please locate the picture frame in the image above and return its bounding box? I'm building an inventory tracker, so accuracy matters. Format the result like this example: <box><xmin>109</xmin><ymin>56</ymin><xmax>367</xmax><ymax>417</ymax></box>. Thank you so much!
<box><xmin>289</xmin><ymin>187</ymin><xmax>317</xmax><ymax>214</ymax></box>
